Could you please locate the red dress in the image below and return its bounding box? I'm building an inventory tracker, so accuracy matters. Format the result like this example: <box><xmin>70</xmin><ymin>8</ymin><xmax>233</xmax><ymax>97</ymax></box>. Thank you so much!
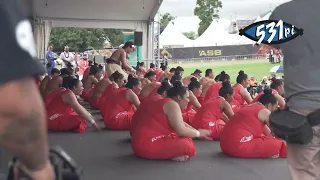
<box><xmin>220</xmin><ymin>104</ymin><xmax>287</xmax><ymax>158</ymax></box>
<box><xmin>155</xmin><ymin>69</ymin><xmax>163</xmax><ymax>82</ymax></box>
<box><xmin>131</xmin><ymin>98</ymin><xmax>196</xmax><ymax>160</ymax></box>
<box><xmin>204</xmin><ymin>82</ymin><xmax>222</xmax><ymax>102</ymax></box>
<box><xmin>230</xmin><ymin>84</ymin><xmax>248</xmax><ymax>113</ymax></box>
<box><xmin>197</xmin><ymin>96</ymin><xmax>205</xmax><ymax>105</ymax></box>
<box><xmin>139</xmin><ymin>83</ymin><xmax>161</xmax><ymax>103</ymax></box>
<box><xmin>101</xmin><ymin>88</ymin><xmax>135</xmax><ymax>130</ymax></box>
<box><xmin>44</xmin><ymin>88</ymin><xmax>64</xmax><ymax>107</ymax></box>
<box><xmin>181</xmin><ymin>91</ymin><xmax>197</xmax><ymax>124</ymax></box>
<box><xmin>99</xmin><ymin>83</ymin><xmax>117</xmax><ymax>112</ymax></box>
<box><xmin>190</xmin><ymin>97</ymin><xmax>226</xmax><ymax>140</ymax></box>
<box><xmin>46</xmin><ymin>89</ymin><xmax>87</xmax><ymax>133</ymax></box>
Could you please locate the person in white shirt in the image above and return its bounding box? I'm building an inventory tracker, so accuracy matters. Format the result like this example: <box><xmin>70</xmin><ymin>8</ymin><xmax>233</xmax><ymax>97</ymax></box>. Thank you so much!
<box><xmin>59</xmin><ymin>46</ymin><xmax>75</xmax><ymax>68</ymax></box>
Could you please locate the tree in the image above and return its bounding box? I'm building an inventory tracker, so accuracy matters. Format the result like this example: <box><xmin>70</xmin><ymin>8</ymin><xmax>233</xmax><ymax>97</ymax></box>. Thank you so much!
<box><xmin>194</xmin><ymin>0</ymin><xmax>222</xmax><ymax>36</ymax></box>
<box><xmin>183</xmin><ymin>31</ymin><xmax>198</xmax><ymax>40</ymax></box>
<box><xmin>50</xmin><ymin>28</ymin><xmax>123</xmax><ymax>52</ymax></box>
<box><xmin>160</xmin><ymin>13</ymin><xmax>176</xmax><ymax>34</ymax></box>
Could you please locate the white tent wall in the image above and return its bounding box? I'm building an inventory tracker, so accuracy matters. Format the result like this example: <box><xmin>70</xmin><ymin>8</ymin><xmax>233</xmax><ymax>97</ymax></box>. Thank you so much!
<box><xmin>159</xmin><ymin>20</ymin><xmax>194</xmax><ymax>48</ymax></box>
<box><xmin>33</xmin><ymin>19</ymin><xmax>52</xmax><ymax>59</ymax></box>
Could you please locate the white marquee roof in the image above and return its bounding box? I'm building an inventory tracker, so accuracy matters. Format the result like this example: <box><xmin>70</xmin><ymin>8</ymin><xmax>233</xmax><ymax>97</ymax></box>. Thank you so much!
<box><xmin>22</xmin><ymin>0</ymin><xmax>162</xmax><ymax>23</ymax></box>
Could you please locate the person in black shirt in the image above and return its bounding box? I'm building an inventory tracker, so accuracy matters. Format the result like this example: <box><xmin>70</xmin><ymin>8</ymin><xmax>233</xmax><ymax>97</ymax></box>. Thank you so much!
<box><xmin>0</xmin><ymin>0</ymin><xmax>54</xmax><ymax>179</ymax></box>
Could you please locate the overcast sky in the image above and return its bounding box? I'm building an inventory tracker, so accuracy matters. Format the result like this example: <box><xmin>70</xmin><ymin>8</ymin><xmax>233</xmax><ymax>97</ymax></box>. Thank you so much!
<box><xmin>159</xmin><ymin>0</ymin><xmax>291</xmax><ymax>32</ymax></box>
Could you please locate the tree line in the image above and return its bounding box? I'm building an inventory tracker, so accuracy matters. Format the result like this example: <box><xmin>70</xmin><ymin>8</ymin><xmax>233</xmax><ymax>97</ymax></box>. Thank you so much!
<box><xmin>49</xmin><ymin>0</ymin><xmax>222</xmax><ymax>52</ymax></box>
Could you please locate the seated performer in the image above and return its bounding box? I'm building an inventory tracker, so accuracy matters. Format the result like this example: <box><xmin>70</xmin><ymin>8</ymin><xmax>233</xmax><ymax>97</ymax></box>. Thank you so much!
<box><xmin>182</xmin><ymin>77</ymin><xmax>202</xmax><ymax>124</ymax></box>
<box><xmin>190</xmin><ymin>81</ymin><xmax>234</xmax><ymax>140</ymax></box>
<box><xmin>204</xmin><ymin>71</ymin><xmax>230</xmax><ymax>102</ymax></box>
<box><xmin>251</xmin><ymin>77</ymin><xmax>285</xmax><ymax>109</ymax></box>
<box><xmin>101</xmin><ymin>75</ymin><xmax>141</xmax><ymax>130</ymax></box>
<box><xmin>81</xmin><ymin>65</ymin><xmax>102</xmax><ymax>101</ymax></box>
<box><xmin>46</xmin><ymin>76</ymin><xmax>100</xmax><ymax>133</ymax></box>
<box><xmin>39</xmin><ymin>68</ymin><xmax>60</xmax><ymax>94</ymax></box>
<box><xmin>182</xmin><ymin>69</ymin><xmax>202</xmax><ymax>87</ymax></box>
<box><xmin>131</xmin><ymin>81</ymin><xmax>211</xmax><ymax>161</ymax></box>
<box><xmin>231</xmin><ymin>70</ymin><xmax>252</xmax><ymax>112</ymax></box>
<box><xmin>141</xmin><ymin>71</ymin><xmax>157</xmax><ymax>86</ymax></box>
<box><xmin>220</xmin><ymin>88</ymin><xmax>287</xmax><ymax>158</ymax></box>
<box><xmin>200</xmin><ymin>69</ymin><xmax>215</xmax><ymax>86</ymax></box>
<box><xmin>43</xmin><ymin>68</ymin><xmax>72</xmax><ymax>97</ymax></box>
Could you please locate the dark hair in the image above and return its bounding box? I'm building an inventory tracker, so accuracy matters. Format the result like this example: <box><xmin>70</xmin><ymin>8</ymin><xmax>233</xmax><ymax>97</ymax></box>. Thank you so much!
<box><xmin>215</xmin><ymin>74</ymin><xmax>221</xmax><ymax>81</ymax></box>
<box><xmin>123</xmin><ymin>41</ymin><xmax>134</xmax><ymax>49</ymax></box>
<box><xmin>125</xmin><ymin>74</ymin><xmax>140</xmax><ymax>89</ymax></box>
<box><xmin>219</xmin><ymin>81</ymin><xmax>234</xmax><ymax>98</ymax></box>
<box><xmin>167</xmin><ymin>81</ymin><xmax>187</xmax><ymax>98</ymax></box>
<box><xmin>193</xmin><ymin>69</ymin><xmax>202</xmax><ymax>75</ymax></box>
<box><xmin>176</xmin><ymin>66</ymin><xmax>184</xmax><ymax>72</ymax></box>
<box><xmin>144</xmin><ymin>71</ymin><xmax>156</xmax><ymax>79</ymax></box>
<box><xmin>157</xmin><ymin>78</ymin><xmax>172</xmax><ymax>95</ymax></box>
<box><xmin>98</xmin><ymin>64</ymin><xmax>104</xmax><ymax>70</ymax></box>
<box><xmin>88</xmin><ymin>60</ymin><xmax>93</xmax><ymax>66</ymax></box>
<box><xmin>160</xmin><ymin>64</ymin><xmax>167</xmax><ymax>71</ymax></box>
<box><xmin>169</xmin><ymin>68</ymin><xmax>176</xmax><ymax>73</ymax></box>
<box><xmin>51</xmin><ymin>68</ymin><xmax>60</xmax><ymax>75</ymax></box>
<box><xmin>219</xmin><ymin>71</ymin><xmax>230</xmax><ymax>82</ymax></box>
<box><xmin>236</xmin><ymin>70</ymin><xmax>248</xmax><ymax>84</ymax></box>
<box><xmin>89</xmin><ymin>65</ymin><xmax>102</xmax><ymax>75</ymax></box>
<box><xmin>188</xmin><ymin>77</ymin><xmax>200</xmax><ymax>91</ymax></box>
<box><xmin>60</xmin><ymin>68</ymin><xmax>72</xmax><ymax>77</ymax></box>
<box><xmin>62</xmin><ymin>76</ymin><xmax>80</xmax><ymax>90</ymax></box>
<box><xmin>170</xmin><ymin>74</ymin><xmax>182</xmax><ymax>85</ymax></box>
<box><xmin>110</xmin><ymin>71</ymin><xmax>124</xmax><ymax>82</ymax></box>
<box><xmin>150</xmin><ymin>63</ymin><xmax>155</xmax><ymax>68</ymax></box>
<box><xmin>258</xmin><ymin>88</ymin><xmax>277</xmax><ymax>105</ymax></box>
<box><xmin>138</xmin><ymin>62</ymin><xmax>144</xmax><ymax>66</ymax></box>
<box><xmin>270</xmin><ymin>77</ymin><xmax>283</xmax><ymax>90</ymax></box>
<box><xmin>205</xmin><ymin>69</ymin><xmax>212</xmax><ymax>77</ymax></box>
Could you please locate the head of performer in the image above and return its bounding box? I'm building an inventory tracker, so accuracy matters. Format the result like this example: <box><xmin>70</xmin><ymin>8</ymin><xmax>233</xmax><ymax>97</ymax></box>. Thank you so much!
<box><xmin>110</xmin><ymin>71</ymin><xmax>125</xmax><ymax>87</ymax></box>
<box><xmin>219</xmin><ymin>71</ymin><xmax>230</xmax><ymax>82</ymax></box>
<box><xmin>175</xmin><ymin>66</ymin><xmax>184</xmax><ymax>76</ymax></box>
<box><xmin>144</xmin><ymin>71</ymin><xmax>157</xmax><ymax>82</ymax></box>
<box><xmin>51</xmin><ymin>68</ymin><xmax>60</xmax><ymax>77</ymax></box>
<box><xmin>122</xmin><ymin>41</ymin><xmax>135</xmax><ymax>54</ymax></box>
<box><xmin>167</xmin><ymin>81</ymin><xmax>189</xmax><ymax>110</ymax></box>
<box><xmin>157</xmin><ymin>78</ymin><xmax>172</xmax><ymax>97</ymax></box>
<box><xmin>170</xmin><ymin>73</ymin><xmax>182</xmax><ymax>85</ymax></box>
<box><xmin>150</xmin><ymin>63</ymin><xmax>156</xmax><ymax>70</ymax></box>
<box><xmin>219</xmin><ymin>81</ymin><xmax>234</xmax><ymax>103</ymax></box>
<box><xmin>88</xmin><ymin>60</ymin><xmax>94</xmax><ymax>67</ymax></box>
<box><xmin>62</xmin><ymin>76</ymin><xmax>83</xmax><ymax>95</ymax></box>
<box><xmin>60</xmin><ymin>68</ymin><xmax>73</xmax><ymax>78</ymax></box>
<box><xmin>89</xmin><ymin>65</ymin><xmax>103</xmax><ymax>79</ymax></box>
<box><xmin>64</xmin><ymin>46</ymin><xmax>69</xmax><ymax>52</ymax></box>
<box><xmin>258</xmin><ymin>88</ymin><xmax>278</xmax><ymax>111</ymax></box>
<box><xmin>236</xmin><ymin>70</ymin><xmax>249</xmax><ymax>88</ymax></box>
<box><xmin>169</xmin><ymin>68</ymin><xmax>176</xmax><ymax>75</ymax></box>
<box><xmin>188</xmin><ymin>77</ymin><xmax>202</xmax><ymax>97</ymax></box>
<box><xmin>270</xmin><ymin>77</ymin><xmax>284</xmax><ymax>96</ymax></box>
<box><xmin>205</xmin><ymin>69</ymin><xmax>214</xmax><ymax>78</ymax></box>
<box><xmin>161</xmin><ymin>64</ymin><xmax>168</xmax><ymax>72</ymax></box>
<box><xmin>192</xmin><ymin>69</ymin><xmax>202</xmax><ymax>79</ymax></box>
<box><xmin>126</xmin><ymin>74</ymin><xmax>142</xmax><ymax>95</ymax></box>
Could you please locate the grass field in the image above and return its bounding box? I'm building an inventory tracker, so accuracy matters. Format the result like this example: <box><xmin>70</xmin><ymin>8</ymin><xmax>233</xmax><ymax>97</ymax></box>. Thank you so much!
<box><xmin>169</xmin><ymin>59</ymin><xmax>282</xmax><ymax>84</ymax></box>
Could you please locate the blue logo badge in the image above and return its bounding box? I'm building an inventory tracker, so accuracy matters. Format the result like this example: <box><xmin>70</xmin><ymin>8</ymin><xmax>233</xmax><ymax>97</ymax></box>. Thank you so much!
<box><xmin>239</xmin><ymin>20</ymin><xmax>303</xmax><ymax>45</ymax></box>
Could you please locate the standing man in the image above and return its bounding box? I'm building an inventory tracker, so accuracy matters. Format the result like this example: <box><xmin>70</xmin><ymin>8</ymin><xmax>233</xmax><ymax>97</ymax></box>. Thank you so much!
<box><xmin>0</xmin><ymin>0</ymin><xmax>54</xmax><ymax>179</ymax></box>
<box><xmin>270</xmin><ymin>1</ymin><xmax>320</xmax><ymax>180</ymax></box>
<box><xmin>46</xmin><ymin>44</ymin><xmax>55</xmax><ymax>75</ymax></box>
<box><xmin>59</xmin><ymin>46</ymin><xmax>74</xmax><ymax>69</ymax></box>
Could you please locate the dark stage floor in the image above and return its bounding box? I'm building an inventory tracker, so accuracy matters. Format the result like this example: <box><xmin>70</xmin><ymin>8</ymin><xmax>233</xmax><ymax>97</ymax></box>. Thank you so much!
<box><xmin>0</xmin><ymin>106</ymin><xmax>291</xmax><ymax>180</ymax></box>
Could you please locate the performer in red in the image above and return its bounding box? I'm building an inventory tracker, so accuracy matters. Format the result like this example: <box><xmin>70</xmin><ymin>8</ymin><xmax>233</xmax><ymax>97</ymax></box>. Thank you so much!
<box><xmin>230</xmin><ymin>70</ymin><xmax>252</xmax><ymax>112</ymax></box>
<box><xmin>220</xmin><ymin>88</ymin><xmax>287</xmax><ymax>158</ymax></box>
<box><xmin>251</xmin><ymin>77</ymin><xmax>285</xmax><ymax>109</ymax></box>
<box><xmin>47</xmin><ymin>76</ymin><xmax>100</xmax><ymax>133</ymax></box>
<box><xmin>190</xmin><ymin>81</ymin><xmax>234</xmax><ymax>140</ymax></box>
<box><xmin>182</xmin><ymin>77</ymin><xmax>202</xmax><ymax>124</ymax></box>
<box><xmin>101</xmin><ymin>75</ymin><xmax>141</xmax><ymax>130</ymax></box>
<box><xmin>204</xmin><ymin>71</ymin><xmax>230</xmax><ymax>102</ymax></box>
<box><xmin>81</xmin><ymin>65</ymin><xmax>102</xmax><ymax>101</ymax></box>
<box><xmin>131</xmin><ymin>81</ymin><xmax>211</xmax><ymax>161</ymax></box>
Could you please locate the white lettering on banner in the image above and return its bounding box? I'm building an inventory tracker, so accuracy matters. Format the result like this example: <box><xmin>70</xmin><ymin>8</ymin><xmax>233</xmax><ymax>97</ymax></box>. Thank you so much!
<box><xmin>15</xmin><ymin>20</ymin><xmax>37</xmax><ymax>58</ymax></box>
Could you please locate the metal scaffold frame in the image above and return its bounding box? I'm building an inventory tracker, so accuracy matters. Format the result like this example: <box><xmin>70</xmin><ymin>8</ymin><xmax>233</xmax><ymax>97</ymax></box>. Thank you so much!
<box><xmin>152</xmin><ymin>12</ymin><xmax>161</xmax><ymax>63</ymax></box>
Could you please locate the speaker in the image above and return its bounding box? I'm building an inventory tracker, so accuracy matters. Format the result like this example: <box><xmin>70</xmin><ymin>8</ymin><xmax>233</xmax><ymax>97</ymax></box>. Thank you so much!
<box><xmin>134</xmin><ymin>31</ymin><xmax>143</xmax><ymax>46</ymax></box>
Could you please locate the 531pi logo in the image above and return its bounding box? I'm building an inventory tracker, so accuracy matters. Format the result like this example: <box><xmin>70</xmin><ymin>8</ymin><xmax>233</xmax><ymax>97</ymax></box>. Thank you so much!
<box><xmin>239</xmin><ymin>20</ymin><xmax>303</xmax><ymax>45</ymax></box>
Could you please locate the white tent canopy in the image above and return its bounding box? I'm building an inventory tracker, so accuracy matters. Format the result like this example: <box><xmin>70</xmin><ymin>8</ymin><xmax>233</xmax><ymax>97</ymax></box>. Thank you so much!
<box><xmin>159</xmin><ymin>20</ymin><xmax>194</xmax><ymax>48</ymax></box>
<box><xmin>192</xmin><ymin>20</ymin><xmax>235</xmax><ymax>46</ymax></box>
<box><xmin>21</xmin><ymin>0</ymin><xmax>162</xmax><ymax>60</ymax></box>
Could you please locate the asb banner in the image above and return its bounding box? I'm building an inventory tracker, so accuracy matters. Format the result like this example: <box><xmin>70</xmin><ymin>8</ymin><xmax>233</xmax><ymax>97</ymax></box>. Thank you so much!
<box><xmin>161</xmin><ymin>44</ymin><xmax>260</xmax><ymax>59</ymax></box>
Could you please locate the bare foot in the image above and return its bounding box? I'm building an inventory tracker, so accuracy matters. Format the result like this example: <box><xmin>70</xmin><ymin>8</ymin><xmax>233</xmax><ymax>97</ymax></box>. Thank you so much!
<box><xmin>172</xmin><ymin>155</ymin><xmax>189</xmax><ymax>162</ymax></box>
<box><xmin>269</xmin><ymin>154</ymin><xmax>279</xmax><ymax>159</ymax></box>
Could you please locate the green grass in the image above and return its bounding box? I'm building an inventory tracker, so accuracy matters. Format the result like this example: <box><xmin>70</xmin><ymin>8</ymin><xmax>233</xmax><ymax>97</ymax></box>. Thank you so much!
<box><xmin>170</xmin><ymin>60</ymin><xmax>283</xmax><ymax>84</ymax></box>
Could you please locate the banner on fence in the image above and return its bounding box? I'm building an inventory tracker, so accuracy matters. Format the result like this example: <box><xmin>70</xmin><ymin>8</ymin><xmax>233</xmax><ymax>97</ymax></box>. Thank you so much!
<box><xmin>161</xmin><ymin>44</ymin><xmax>261</xmax><ymax>59</ymax></box>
